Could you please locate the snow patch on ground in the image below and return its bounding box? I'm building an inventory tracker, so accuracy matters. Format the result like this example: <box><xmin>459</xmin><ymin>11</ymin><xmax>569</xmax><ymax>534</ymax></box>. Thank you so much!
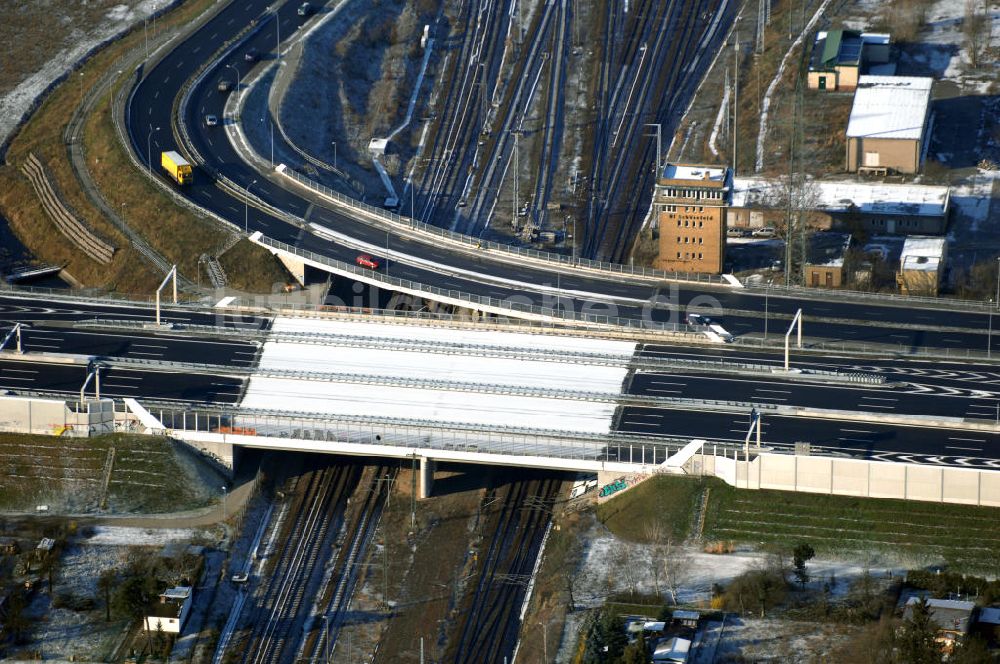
<box><xmin>0</xmin><ymin>0</ymin><xmax>171</xmax><ymax>151</ymax></box>
<box><xmin>86</xmin><ymin>526</ymin><xmax>199</xmax><ymax>546</ymax></box>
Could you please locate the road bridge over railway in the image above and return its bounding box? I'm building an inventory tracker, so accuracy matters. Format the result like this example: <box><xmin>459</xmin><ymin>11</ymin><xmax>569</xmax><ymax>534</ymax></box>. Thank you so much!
<box><xmin>1</xmin><ymin>291</ymin><xmax>999</xmax><ymax>506</ymax></box>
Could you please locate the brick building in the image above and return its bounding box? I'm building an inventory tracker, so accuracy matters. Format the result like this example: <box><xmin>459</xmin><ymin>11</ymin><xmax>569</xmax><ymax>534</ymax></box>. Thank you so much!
<box><xmin>654</xmin><ymin>163</ymin><xmax>731</xmax><ymax>274</ymax></box>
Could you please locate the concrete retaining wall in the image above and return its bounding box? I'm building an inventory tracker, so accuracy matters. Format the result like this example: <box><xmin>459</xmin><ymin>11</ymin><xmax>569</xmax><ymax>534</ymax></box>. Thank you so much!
<box><xmin>716</xmin><ymin>451</ymin><xmax>1000</xmax><ymax>507</ymax></box>
<box><xmin>0</xmin><ymin>395</ymin><xmax>114</xmax><ymax>437</ymax></box>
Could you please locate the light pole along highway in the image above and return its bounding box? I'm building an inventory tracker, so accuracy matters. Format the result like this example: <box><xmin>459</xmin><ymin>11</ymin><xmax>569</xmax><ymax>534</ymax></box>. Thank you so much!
<box><xmin>120</xmin><ymin>0</ymin><xmax>1000</xmax><ymax>356</ymax></box>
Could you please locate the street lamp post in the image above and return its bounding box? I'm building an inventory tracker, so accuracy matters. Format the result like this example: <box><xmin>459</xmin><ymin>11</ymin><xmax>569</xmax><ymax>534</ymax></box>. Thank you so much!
<box><xmin>332</xmin><ymin>141</ymin><xmax>337</xmax><ymax>170</ymax></box>
<box><xmin>994</xmin><ymin>257</ymin><xmax>1000</xmax><ymax>309</ymax></box>
<box><xmin>989</xmin><ymin>299</ymin><xmax>994</xmax><ymax>359</ymax></box>
<box><xmin>539</xmin><ymin>621</ymin><xmax>548</xmax><ymax>663</ymax></box>
<box><xmin>226</xmin><ymin>63</ymin><xmax>241</xmax><ymax>115</ymax></box>
<box><xmin>245</xmin><ymin>179</ymin><xmax>258</xmax><ymax>233</ymax></box>
<box><xmin>147</xmin><ymin>125</ymin><xmax>160</xmax><ymax>178</ymax></box>
<box><xmin>763</xmin><ymin>281</ymin><xmax>770</xmax><ymax>341</ymax></box>
<box><xmin>221</xmin><ymin>485</ymin><xmax>227</xmax><ymax>519</ymax></box>
<box><xmin>120</xmin><ymin>203</ymin><xmax>126</xmax><ymax>233</ymax></box>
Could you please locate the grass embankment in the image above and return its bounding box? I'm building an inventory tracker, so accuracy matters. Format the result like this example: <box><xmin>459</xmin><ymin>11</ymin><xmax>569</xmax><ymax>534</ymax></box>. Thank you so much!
<box><xmin>703</xmin><ymin>482</ymin><xmax>1000</xmax><ymax>572</ymax></box>
<box><xmin>597</xmin><ymin>476</ymin><xmax>707</xmax><ymax>543</ymax></box>
<box><xmin>217</xmin><ymin>239</ymin><xmax>292</xmax><ymax>293</ymax></box>
<box><xmin>0</xmin><ymin>0</ymin><xmax>287</xmax><ymax>293</ymax></box>
<box><xmin>0</xmin><ymin>433</ymin><xmax>215</xmax><ymax>514</ymax></box>
<box><xmin>600</xmin><ymin>475</ymin><xmax>1000</xmax><ymax>573</ymax></box>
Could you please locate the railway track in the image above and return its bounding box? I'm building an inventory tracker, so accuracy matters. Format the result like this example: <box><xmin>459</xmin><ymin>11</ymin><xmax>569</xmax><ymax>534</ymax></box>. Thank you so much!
<box><xmin>418</xmin><ymin>0</ymin><xmax>512</xmax><ymax>226</ymax></box>
<box><xmin>448</xmin><ymin>474</ymin><xmax>561</xmax><ymax>664</ymax></box>
<box><xmin>587</xmin><ymin>0</ymin><xmax>733</xmax><ymax>262</ymax></box>
<box><xmin>300</xmin><ymin>465</ymin><xmax>397</xmax><ymax>662</ymax></box>
<box><xmin>232</xmin><ymin>462</ymin><xmax>360</xmax><ymax>664</ymax></box>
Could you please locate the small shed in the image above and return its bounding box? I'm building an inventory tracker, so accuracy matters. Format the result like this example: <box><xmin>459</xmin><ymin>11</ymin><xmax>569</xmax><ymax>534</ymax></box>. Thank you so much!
<box><xmin>145</xmin><ymin>586</ymin><xmax>193</xmax><ymax>634</ymax></box>
<box><xmin>671</xmin><ymin>609</ymin><xmax>701</xmax><ymax>629</ymax></box>
<box><xmin>0</xmin><ymin>537</ymin><xmax>20</xmax><ymax>555</ymax></box>
<box><xmin>652</xmin><ymin>636</ymin><xmax>692</xmax><ymax>663</ymax></box>
<box><xmin>896</xmin><ymin>236</ymin><xmax>947</xmax><ymax>296</ymax></box>
<box><xmin>904</xmin><ymin>597</ymin><xmax>975</xmax><ymax>653</ymax></box>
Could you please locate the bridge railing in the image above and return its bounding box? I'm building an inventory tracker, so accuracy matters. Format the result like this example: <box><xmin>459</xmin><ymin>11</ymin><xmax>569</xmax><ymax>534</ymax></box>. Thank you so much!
<box><xmin>151</xmin><ymin>405</ymin><xmax>723</xmax><ymax>466</ymax></box>
<box><xmin>255</xmin><ymin>234</ymin><xmax>693</xmax><ymax>332</ymax></box>
<box><xmin>277</xmin><ymin>166</ymin><xmax>725</xmax><ymax>285</ymax></box>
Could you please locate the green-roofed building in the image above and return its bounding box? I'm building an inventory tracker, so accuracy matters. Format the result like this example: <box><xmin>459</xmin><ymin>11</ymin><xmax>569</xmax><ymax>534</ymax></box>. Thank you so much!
<box><xmin>807</xmin><ymin>30</ymin><xmax>891</xmax><ymax>91</ymax></box>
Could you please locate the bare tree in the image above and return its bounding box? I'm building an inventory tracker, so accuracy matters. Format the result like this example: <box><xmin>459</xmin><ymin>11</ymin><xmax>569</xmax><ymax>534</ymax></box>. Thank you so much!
<box><xmin>662</xmin><ymin>537</ymin><xmax>691</xmax><ymax>605</ymax></box>
<box><xmin>963</xmin><ymin>0</ymin><xmax>989</xmax><ymax>69</ymax></box>
<box><xmin>614</xmin><ymin>542</ymin><xmax>639</xmax><ymax>597</ymax></box>
<box><xmin>644</xmin><ymin>522</ymin><xmax>666</xmax><ymax>599</ymax></box>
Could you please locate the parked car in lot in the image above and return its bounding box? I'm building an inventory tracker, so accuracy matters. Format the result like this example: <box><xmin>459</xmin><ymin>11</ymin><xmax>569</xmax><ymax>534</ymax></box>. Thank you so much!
<box><xmin>751</xmin><ymin>226</ymin><xmax>777</xmax><ymax>238</ymax></box>
<box><xmin>355</xmin><ymin>254</ymin><xmax>380</xmax><ymax>270</ymax></box>
<box><xmin>686</xmin><ymin>313</ymin><xmax>711</xmax><ymax>326</ymax></box>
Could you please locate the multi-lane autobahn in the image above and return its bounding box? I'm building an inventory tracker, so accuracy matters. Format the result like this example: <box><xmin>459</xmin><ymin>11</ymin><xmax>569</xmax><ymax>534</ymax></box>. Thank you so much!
<box><xmin>121</xmin><ymin>0</ymin><xmax>999</xmax><ymax>356</ymax></box>
<box><xmin>1</xmin><ymin>292</ymin><xmax>997</xmax><ymax>468</ymax></box>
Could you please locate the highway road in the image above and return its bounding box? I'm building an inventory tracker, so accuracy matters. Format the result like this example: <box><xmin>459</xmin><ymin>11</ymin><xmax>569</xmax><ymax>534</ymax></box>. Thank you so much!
<box><xmin>628</xmin><ymin>372</ymin><xmax>999</xmax><ymax>420</ymax></box>
<box><xmin>0</xmin><ymin>293</ymin><xmax>269</xmax><ymax>330</ymax></box>
<box><xmin>616</xmin><ymin>408</ymin><xmax>1000</xmax><ymax>468</ymax></box>
<box><xmin>0</xmin><ymin>292</ymin><xmax>997</xmax><ymax>466</ymax></box>
<box><xmin>122</xmin><ymin>0</ymin><xmax>1000</xmax><ymax>353</ymax></box>
<box><xmin>639</xmin><ymin>343</ymin><xmax>1000</xmax><ymax>389</ymax></box>
<box><xmin>0</xmin><ymin>359</ymin><xmax>244</xmax><ymax>404</ymax></box>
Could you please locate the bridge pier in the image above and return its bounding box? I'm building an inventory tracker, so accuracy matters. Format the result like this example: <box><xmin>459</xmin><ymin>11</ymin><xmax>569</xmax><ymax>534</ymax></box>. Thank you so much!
<box><xmin>418</xmin><ymin>456</ymin><xmax>435</xmax><ymax>500</ymax></box>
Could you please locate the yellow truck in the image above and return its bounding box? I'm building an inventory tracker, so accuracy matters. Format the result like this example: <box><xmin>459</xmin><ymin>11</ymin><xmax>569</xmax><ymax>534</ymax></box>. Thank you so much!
<box><xmin>161</xmin><ymin>150</ymin><xmax>193</xmax><ymax>185</ymax></box>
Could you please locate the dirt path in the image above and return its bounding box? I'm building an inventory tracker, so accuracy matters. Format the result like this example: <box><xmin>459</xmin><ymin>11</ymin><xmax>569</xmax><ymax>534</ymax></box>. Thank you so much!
<box><xmin>1</xmin><ymin>476</ymin><xmax>256</xmax><ymax>530</ymax></box>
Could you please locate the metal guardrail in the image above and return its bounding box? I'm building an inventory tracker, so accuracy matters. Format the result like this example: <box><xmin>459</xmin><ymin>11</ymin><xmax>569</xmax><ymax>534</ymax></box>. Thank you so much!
<box><xmin>253</xmin><ymin>234</ymin><xmax>691</xmax><ymax>332</ymax></box>
<box><xmin>94</xmin><ymin>353</ymin><xmax>779</xmax><ymax>413</ymax></box>
<box><xmin>150</xmin><ymin>404</ymin><xmax>729</xmax><ymax>465</ymax></box>
<box><xmin>277</xmin><ymin>166</ymin><xmax>726</xmax><ymax>286</ymax></box>
<box><xmin>745</xmin><ymin>282</ymin><xmax>996</xmax><ymax>313</ymax></box>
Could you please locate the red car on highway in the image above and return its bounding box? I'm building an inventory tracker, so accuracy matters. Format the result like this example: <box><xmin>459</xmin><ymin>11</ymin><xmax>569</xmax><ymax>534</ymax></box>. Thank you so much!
<box><xmin>355</xmin><ymin>254</ymin><xmax>380</xmax><ymax>270</ymax></box>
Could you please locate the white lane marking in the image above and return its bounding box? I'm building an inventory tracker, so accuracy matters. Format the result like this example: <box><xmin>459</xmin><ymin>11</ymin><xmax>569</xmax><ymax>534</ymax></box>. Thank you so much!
<box><xmin>948</xmin><ymin>437</ymin><xmax>987</xmax><ymax>443</ymax></box>
<box><xmin>128</xmin><ymin>351</ymin><xmax>164</xmax><ymax>357</ymax></box>
<box><xmin>644</xmin><ymin>388</ymin><xmax>683</xmax><ymax>394</ymax></box>
<box><xmin>946</xmin><ymin>445</ymin><xmax>982</xmax><ymax>452</ymax></box>
<box><xmin>623</xmin><ymin>421</ymin><xmax>660</xmax><ymax>428</ymax></box>
<box><xmin>131</xmin><ymin>344</ymin><xmax>168</xmax><ymax>349</ymax></box>
<box><xmin>860</xmin><ymin>396</ymin><xmax>897</xmax><ymax>401</ymax></box>
<box><xmin>754</xmin><ymin>388</ymin><xmax>791</xmax><ymax>394</ymax></box>
<box><xmin>839</xmin><ymin>428</ymin><xmax>875</xmax><ymax>433</ymax></box>
<box><xmin>0</xmin><ymin>369</ymin><xmax>38</xmax><ymax>374</ymax></box>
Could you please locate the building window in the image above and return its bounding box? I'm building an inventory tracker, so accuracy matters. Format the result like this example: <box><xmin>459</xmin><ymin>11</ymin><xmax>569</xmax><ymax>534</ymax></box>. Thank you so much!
<box><xmin>698</xmin><ymin>238</ymin><xmax>703</xmax><ymax>244</ymax></box>
<box><xmin>698</xmin><ymin>221</ymin><xmax>703</xmax><ymax>227</ymax></box>
<box><xmin>676</xmin><ymin>252</ymin><xmax>681</xmax><ymax>258</ymax></box>
<box><xmin>698</xmin><ymin>252</ymin><xmax>703</xmax><ymax>259</ymax></box>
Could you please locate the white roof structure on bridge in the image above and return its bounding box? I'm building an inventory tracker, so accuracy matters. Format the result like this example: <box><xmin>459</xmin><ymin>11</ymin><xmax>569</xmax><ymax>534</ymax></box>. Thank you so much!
<box><xmin>239</xmin><ymin>317</ymin><xmax>637</xmax><ymax>435</ymax></box>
